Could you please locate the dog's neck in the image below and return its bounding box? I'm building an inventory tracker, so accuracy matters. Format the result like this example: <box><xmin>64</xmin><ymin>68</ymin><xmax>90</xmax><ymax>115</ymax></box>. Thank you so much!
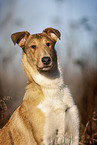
<box><xmin>38</xmin><ymin>68</ymin><xmax>60</xmax><ymax>80</ymax></box>
<box><xmin>22</xmin><ymin>53</ymin><xmax>64</xmax><ymax>88</ymax></box>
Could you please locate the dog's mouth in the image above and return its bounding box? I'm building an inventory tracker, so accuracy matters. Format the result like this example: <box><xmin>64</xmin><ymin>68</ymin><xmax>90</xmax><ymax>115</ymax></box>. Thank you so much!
<box><xmin>36</xmin><ymin>65</ymin><xmax>53</xmax><ymax>71</ymax></box>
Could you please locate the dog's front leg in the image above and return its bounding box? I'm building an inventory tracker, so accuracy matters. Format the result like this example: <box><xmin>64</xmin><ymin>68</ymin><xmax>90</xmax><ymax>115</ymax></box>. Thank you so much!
<box><xmin>42</xmin><ymin>112</ymin><xmax>57</xmax><ymax>145</ymax></box>
<box><xmin>55</xmin><ymin>110</ymin><xmax>65</xmax><ymax>144</ymax></box>
<box><xmin>63</xmin><ymin>88</ymin><xmax>79</xmax><ymax>145</ymax></box>
<box><xmin>65</xmin><ymin>105</ymin><xmax>79</xmax><ymax>145</ymax></box>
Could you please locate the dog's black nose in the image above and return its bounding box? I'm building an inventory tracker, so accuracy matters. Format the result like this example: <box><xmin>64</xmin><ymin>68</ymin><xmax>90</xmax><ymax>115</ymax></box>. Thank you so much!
<box><xmin>42</xmin><ymin>57</ymin><xmax>51</xmax><ymax>65</ymax></box>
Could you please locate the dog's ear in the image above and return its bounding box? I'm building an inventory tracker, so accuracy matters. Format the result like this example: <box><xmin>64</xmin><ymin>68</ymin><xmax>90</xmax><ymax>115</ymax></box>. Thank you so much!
<box><xmin>11</xmin><ymin>31</ymin><xmax>30</xmax><ymax>48</ymax></box>
<box><xmin>43</xmin><ymin>28</ymin><xmax>61</xmax><ymax>42</ymax></box>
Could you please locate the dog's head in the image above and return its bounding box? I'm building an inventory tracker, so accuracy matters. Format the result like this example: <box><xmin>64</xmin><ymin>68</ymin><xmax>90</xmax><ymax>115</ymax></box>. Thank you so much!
<box><xmin>11</xmin><ymin>28</ymin><xmax>61</xmax><ymax>77</ymax></box>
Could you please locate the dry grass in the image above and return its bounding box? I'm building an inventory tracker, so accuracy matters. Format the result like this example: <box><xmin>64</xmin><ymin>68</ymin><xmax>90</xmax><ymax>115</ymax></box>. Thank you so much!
<box><xmin>80</xmin><ymin>112</ymin><xmax>97</xmax><ymax>145</ymax></box>
<box><xmin>0</xmin><ymin>99</ymin><xmax>7</xmax><ymax>120</ymax></box>
<box><xmin>0</xmin><ymin>96</ymin><xmax>11</xmax><ymax>128</ymax></box>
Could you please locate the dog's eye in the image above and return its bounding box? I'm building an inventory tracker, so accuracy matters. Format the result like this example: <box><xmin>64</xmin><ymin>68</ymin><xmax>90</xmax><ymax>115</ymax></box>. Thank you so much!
<box><xmin>31</xmin><ymin>45</ymin><xmax>36</xmax><ymax>49</ymax></box>
<box><xmin>46</xmin><ymin>42</ymin><xmax>51</xmax><ymax>47</ymax></box>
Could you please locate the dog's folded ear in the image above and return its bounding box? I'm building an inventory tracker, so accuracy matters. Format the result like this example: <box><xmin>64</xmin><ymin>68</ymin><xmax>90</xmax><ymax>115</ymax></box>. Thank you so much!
<box><xmin>43</xmin><ymin>28</ymin><xmax>61</xmax><ymax>42</ymax></box>
<box><xmin>11</xmin><ymin>31</ymin><xmax>30</xmax><ymax>48</ymax></box>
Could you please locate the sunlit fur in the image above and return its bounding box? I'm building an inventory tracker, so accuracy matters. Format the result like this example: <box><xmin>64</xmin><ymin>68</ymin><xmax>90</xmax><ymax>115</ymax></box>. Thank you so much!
<box><xmin>0</xmin><ymin>28</ymin><xmax>79</xmax><ymax>145</ymax></box>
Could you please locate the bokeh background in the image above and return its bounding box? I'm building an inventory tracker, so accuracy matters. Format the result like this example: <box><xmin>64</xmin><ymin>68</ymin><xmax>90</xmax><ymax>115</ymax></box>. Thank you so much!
<box><xmin>0</xmin><ymin>0</ymin><xmax>97</xmax><ymax>143</ymax></box>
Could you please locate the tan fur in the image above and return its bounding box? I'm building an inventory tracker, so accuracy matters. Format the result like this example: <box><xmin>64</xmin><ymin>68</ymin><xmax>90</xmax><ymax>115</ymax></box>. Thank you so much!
<box><xmin>0</xmin><ymin>28</ymin><xmax>79</xmax><ymax>145</ymax></box>
<box><xmin>0</xmin><ymin>77</ymin><xmax>45</xmax><ymax>145</ymax></box>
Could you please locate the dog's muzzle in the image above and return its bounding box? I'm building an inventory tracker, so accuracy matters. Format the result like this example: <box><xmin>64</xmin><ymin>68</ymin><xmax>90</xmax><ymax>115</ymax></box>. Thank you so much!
<box><xmin>36</xmin><ymin>56</ymin><xmax>53</xmax><ymax>71</ymax></box>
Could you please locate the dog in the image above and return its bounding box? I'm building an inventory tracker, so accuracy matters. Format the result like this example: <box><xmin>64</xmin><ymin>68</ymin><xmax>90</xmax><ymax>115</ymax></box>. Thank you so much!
<box><xmin>0</xmin><ymin>28</ymin><xmax>79</xmax><ymax>145</ymax></box>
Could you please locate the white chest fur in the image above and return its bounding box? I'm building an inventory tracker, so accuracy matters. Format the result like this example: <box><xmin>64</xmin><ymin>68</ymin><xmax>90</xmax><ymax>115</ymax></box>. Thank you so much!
<box><xmin>38</xmin><ymin>84</ymin><xmax>67</xmax><ymax>145</ymax></box>
<box><xmin>34</xmin><ymin>70</ymin><xmax>79</xmax><ymax>145</ymax></box>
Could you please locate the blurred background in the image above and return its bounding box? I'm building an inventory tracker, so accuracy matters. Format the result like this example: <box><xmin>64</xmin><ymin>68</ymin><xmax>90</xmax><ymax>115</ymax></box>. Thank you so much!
<box><xmin>0</xmin><ymin>0</ymin><xmax>97</xmax><ymax>143</ymax></box>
